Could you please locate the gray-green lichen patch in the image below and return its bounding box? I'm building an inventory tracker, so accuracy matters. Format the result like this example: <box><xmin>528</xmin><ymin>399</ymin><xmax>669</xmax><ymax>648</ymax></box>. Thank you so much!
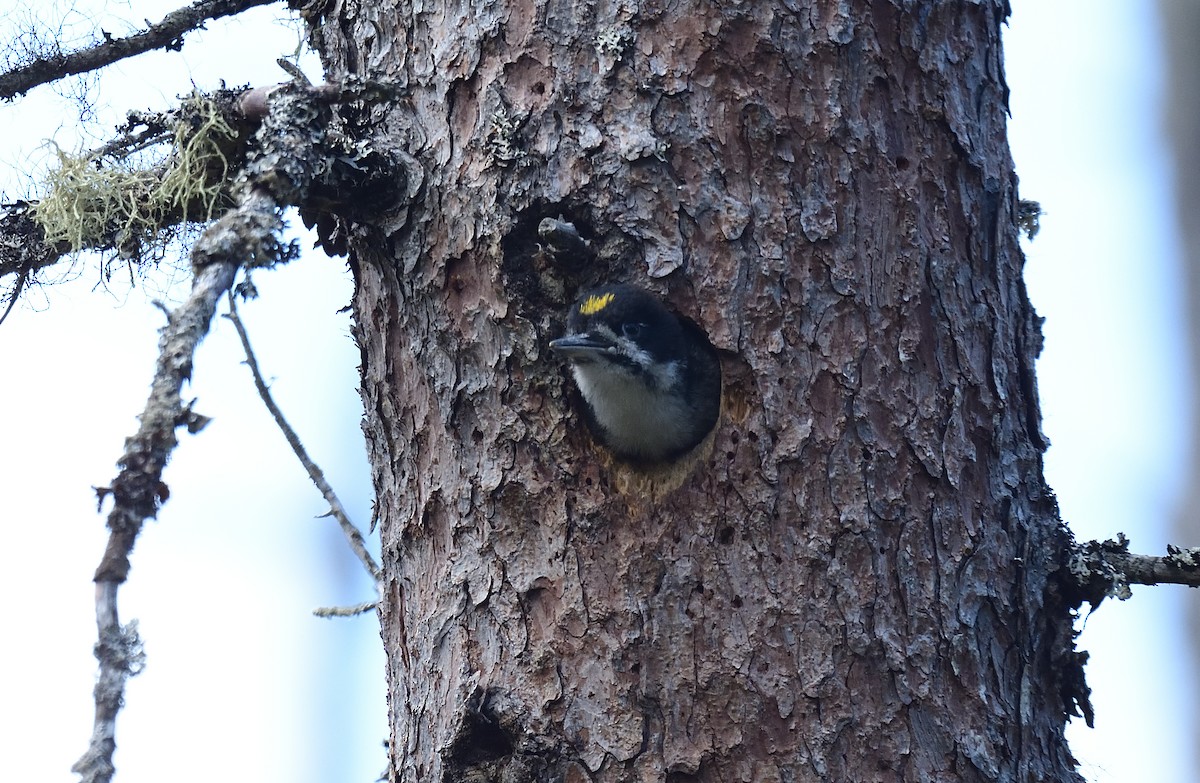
<box><xmin>32</xmin><ymin>93</ymin><xmax>237</xmax><ymax>259</ymax></box>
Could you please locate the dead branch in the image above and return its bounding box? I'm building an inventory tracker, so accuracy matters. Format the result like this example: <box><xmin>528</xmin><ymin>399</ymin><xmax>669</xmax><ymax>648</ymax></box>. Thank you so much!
<box><xmin>71</xmin><ymin>590</ymin><xmax>144</xmax><ymax>783</ymax></box>
<box><xmin>73</xmin><ymin>77</ymin><xmax>412</xmax><ymax>781</ymax></box>
<box><xmin>225</xmin><ymin>292</ymin><xmax>382</xmax><ymax>582</ymax></box>
<box><xmin>313</xmin><ymin>600</ymin><xmax>379</xmax><ymax>618</ymax></box>
<box><xmin>0</xmin><ymin>89</ymin><xmax>252</xmax><ymax>315</ymax></box>
<box><xmin>0</xmin><ymin>0</ymin><xmax>281</xmax><ymax>100</ymax></box>
<box><xmin>1</xmin><ymin>80</ymin><xmax>407</xmax><ymax>317</ymax></box>
<box><xmin>74</xmin><ymin>81</ymin><xmax>328</xmax><ymax>783</ymax></box>
<box><xmin>1066</xmin><ymin>532</ymin><xmax>1200</xmax><ymax>606</ymax></box>
<box><xmin>0</xmin><ymin>203</ymin><xmax>69</xmax><ymax>299</ymax></box>
<box><xmin>76</xmin><ymin>231</ymin><xmax>243</xmax><ymax>783</ymax></box>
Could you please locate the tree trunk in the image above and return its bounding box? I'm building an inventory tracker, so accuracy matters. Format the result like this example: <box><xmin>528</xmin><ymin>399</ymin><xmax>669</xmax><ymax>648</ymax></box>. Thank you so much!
<box><xmin>310</xmin><ymin>0</ymin><xmax>1084</xmax><ymax>779</ymax></box>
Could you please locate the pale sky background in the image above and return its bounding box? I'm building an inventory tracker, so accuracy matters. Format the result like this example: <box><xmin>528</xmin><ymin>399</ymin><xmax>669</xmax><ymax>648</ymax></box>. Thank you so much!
<box><xmin>1006</xmin><ymin>3</ymin><xmax>1194</xmax><ymax>781</ymax></box>
<box><xmin>0</xmin><ymin>2</ymin><xmax>1193</xmax><ymax>782</ymax></box>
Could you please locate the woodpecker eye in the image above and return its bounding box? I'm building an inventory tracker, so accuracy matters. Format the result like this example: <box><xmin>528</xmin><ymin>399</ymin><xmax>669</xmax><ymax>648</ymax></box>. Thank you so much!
<box><xmin>622</xmin><ymin>322</ymin><xmax>645</xmax><ymax>340</ymax></box>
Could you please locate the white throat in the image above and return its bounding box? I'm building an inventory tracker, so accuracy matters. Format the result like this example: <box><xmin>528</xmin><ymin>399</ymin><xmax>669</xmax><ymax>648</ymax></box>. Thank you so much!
<box><xmin>570</xmin><ymin>359</ymin><xmax>692</xmax><ymax>458</ymax></box>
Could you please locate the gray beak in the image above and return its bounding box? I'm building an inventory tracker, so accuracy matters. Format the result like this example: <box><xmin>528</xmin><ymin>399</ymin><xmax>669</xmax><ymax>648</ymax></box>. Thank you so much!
<box><xmin>549</xmin><ymin>332</ymin><xmax>615</xmax><ymax>360</ymax></box>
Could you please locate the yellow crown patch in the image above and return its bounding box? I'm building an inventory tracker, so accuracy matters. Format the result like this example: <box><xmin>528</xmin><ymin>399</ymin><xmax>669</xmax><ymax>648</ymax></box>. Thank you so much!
<box><xmin>579</xmin><ymin>292</ymin><xmax>615</xmax><ymax>316</ymax></box>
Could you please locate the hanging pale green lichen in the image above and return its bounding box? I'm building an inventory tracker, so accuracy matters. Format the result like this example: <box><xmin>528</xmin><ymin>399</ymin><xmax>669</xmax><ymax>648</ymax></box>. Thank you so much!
<box><xmin>31</xmin><ymin>92</ymin><xmax>239</xmax><ymax>259</ymax></box>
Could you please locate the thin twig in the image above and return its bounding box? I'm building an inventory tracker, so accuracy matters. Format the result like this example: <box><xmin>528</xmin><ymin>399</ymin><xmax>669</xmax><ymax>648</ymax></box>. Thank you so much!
<box><xmin>225</xmin><ymin>293</ymin><xmax>382</xmax><ymax>582</ymax></box>
<box><xmin>0</xmin><ymin>260</ymin><xmax>30</xmax><ymax>326</ymax></box>
<box><xmin>314</xmin><ymin>600</ymin><xmax>379</xmax><ymax>618</ymax></box>
<box><xmin>0</xmin><ymin>0</ymin><xmax>280</xmax><ymax>100</ymax></box>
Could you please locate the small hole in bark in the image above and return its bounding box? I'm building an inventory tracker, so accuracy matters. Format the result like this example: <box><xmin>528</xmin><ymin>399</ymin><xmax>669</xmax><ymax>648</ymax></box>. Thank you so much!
<box><xmin>668</xmin><ymin>773</ymin><xmax>700</xmax><ymax>783</ymax></box>
<box><xmin>730</xmin><ymin>431</ymin><xmax>740</xmax><ymax>444</ymax></box>
<box><xmin>726</xmin><ymin>451</ymin><xmax>735</xmax><ymax>461</ymax></box>
<box><xmin>448</xmin><ymin>704</ymin><xmax>513</xmax><ymax>767</ymax></box>
<box><xmin>533</xmin><ymin>81</ymin><xmax>546</xmax><ymax>94</ymax></box>
<box><xmin>748</xmin><ymin>431</ymin><xmax>759</xmax><ymax>442</ymax></box>
<box><xmin>895</xmin><ymin>155</ymin><xmax>910</xmax><ymax>170</ymax></box>
<box><xmin>732</xmin><ymin>595</ymin><xmax>743</xmax><ymax>608</ymax></box>
<box><xmin>718</xmin><ymin>526</ymin><xmax>735</xmax><ymax>545</ymax></box>
<box><xmin>585</xmin><ymin>477</ymin><xmax>593</xmax><ymax>487</ymax></box>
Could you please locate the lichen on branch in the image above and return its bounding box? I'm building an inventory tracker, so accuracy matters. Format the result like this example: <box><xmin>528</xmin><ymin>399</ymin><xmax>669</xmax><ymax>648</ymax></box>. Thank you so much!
<box><xmin>32</xmin><ymin>91</ymin><xmax>242</xmax><ymax>260</ymax></box>
<box><xmin>71</xmin><ymin>77</ymin><xmax>414</xmax><ymax>783</ymax></box>
<box><xmin>1065</xmin><ymin>532</ymin><xmax>1200</xmax><ymax>607</ymax></box>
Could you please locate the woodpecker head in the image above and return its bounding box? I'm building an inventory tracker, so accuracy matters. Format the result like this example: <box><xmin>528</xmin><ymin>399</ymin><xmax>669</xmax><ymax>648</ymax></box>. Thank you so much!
<box><xmin>549</xmin><ymin>284</ymin><xmax>721</xmax><ymax>463</ymax></box>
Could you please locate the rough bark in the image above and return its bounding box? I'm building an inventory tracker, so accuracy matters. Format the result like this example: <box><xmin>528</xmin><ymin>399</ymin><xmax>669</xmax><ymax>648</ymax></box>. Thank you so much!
<box><xmin>309</xmin><ymin>0</ymin><xmax>1083</xmax><ymax>780</ymax></box>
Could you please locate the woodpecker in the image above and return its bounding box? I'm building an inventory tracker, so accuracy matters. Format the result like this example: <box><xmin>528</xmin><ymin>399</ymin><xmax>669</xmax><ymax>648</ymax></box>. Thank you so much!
<box><xmin>549</xmin><ymin>284</ymin><xmax>721</xmax><ymax>463</ymax></box>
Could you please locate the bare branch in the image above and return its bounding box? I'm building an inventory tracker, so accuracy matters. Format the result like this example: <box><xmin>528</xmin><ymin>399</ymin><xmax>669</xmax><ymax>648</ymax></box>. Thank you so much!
<box><xmin>313</xmin><ymin>600</ymin><xmax>379</xmax><ymax>618</ymax></box>
<box><xmin>76</xmin><ymin>247</ymin><xmax>241</xmax><ymax>783</ymax></box>
<box><xmin>72</xmin><ymin>78</ymin><xmax>414</xmax><ymax>779</ymax></box>
<box><xmin>0</xmin><ymin>0</ymin><xmax>282</xmax><ymax>100</ymax></box>
<box><xmin>1122</xmin><ymin>546</ymin><xmax>1200</xmax><ymax>585</ymax></box>
<box><xmin>225</xmin><ymin>292</ymin><xmax>382</xmax><ymax>582</ymax></box>
<box><xmin>77</xmin><ymin>185</ymin><xmax>292</xmax><ymax>780</ymax></box>
<box><xmin>74</xmin><ymin>81</ymin><xmax>331</xmax><ymax>783</ymax></box>
<box><xmin>71</xmin><ymin>587</ymin><xmax>145</xmax><ymax>783</ymax></box>
<box><xmin>1066</xmin><ymin>533</ymin><xmax>1200</xmax><ymax>606</ymax></box>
